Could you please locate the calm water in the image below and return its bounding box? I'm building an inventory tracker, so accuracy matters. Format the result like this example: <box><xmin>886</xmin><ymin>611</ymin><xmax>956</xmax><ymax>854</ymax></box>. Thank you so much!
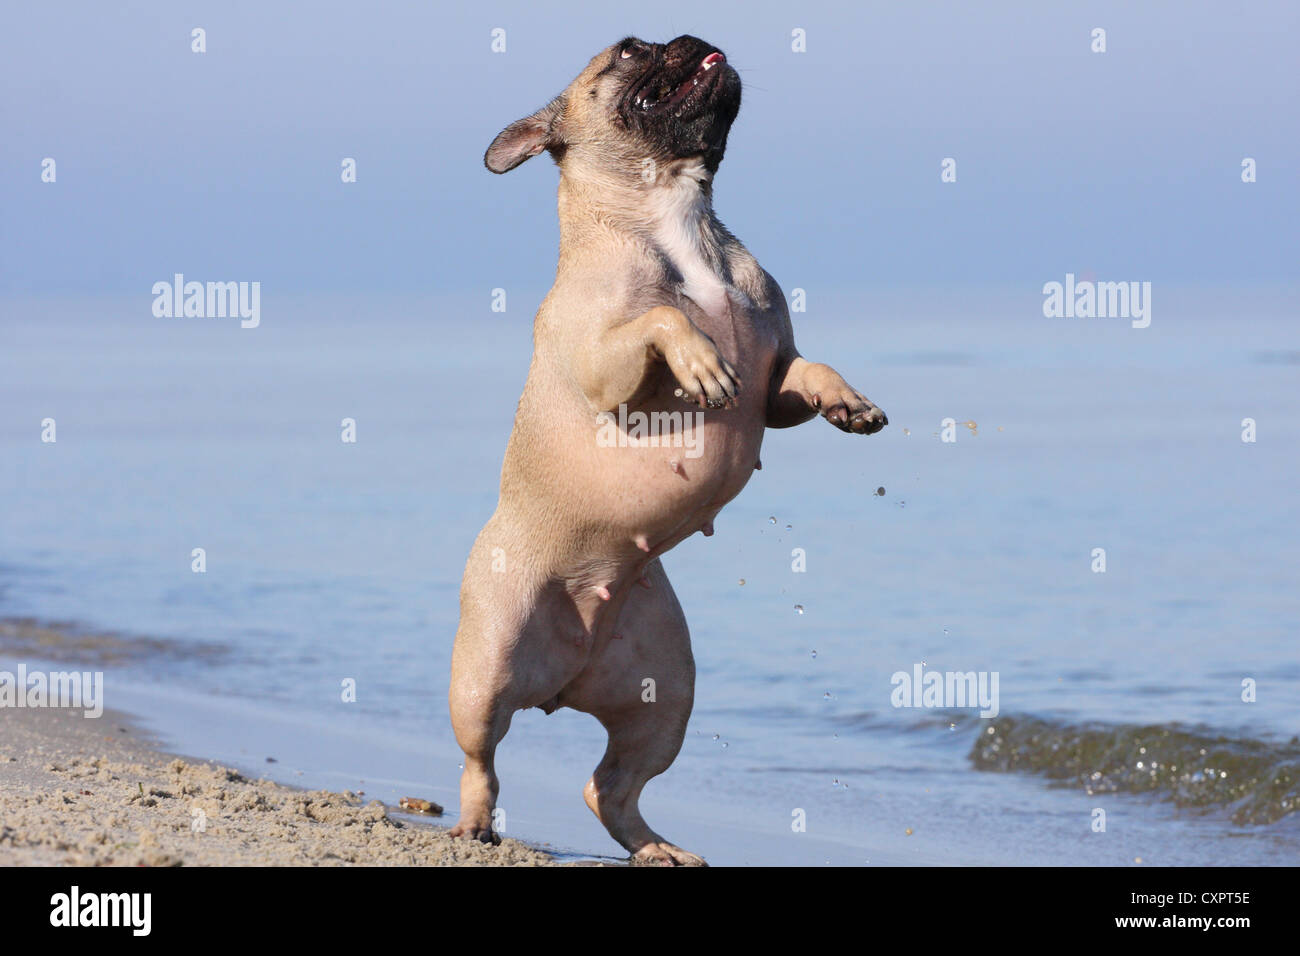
<box><xmin>2</xmin><ymin>287</ymin><xmax>1298</xmax><ymax>865</ymax></box>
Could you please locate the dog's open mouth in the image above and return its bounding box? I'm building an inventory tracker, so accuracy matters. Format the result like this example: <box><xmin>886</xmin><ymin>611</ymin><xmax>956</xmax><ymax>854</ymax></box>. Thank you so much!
<box><xmin>633</xmin><ymin>51</ymin><xmax>726</xmax><ymax>116</ymax></box>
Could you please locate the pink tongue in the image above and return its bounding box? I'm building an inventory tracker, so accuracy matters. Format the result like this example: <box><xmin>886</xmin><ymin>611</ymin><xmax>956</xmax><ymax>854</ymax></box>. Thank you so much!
<box><xmin>702</xmin><ymin>52</ymin><xmax>724</xmax><ymax>67</ymax></box>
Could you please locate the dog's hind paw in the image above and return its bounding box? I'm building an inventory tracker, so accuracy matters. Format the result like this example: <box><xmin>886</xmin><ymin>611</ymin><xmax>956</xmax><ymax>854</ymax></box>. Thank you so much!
<box><xmin>631</xmin><ymin>842</ymin><xmax>708</xmax><ymax>867</ymax></box>
<box><xmin>449</xmin><ymin>821</ymin><xmax>501</xmax><ymax>846</ymax></box>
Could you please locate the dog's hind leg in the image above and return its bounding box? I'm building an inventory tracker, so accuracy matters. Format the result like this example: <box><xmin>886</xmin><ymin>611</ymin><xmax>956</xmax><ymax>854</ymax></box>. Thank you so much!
<box><xmin>447</xmin><ymin>532</ymin><xmax>529</xmax><ymax>846</ymax></box>
<box><xmin>565</xmin><ymin>560</ymin><xmax>704</xmax><ymax>865</ymax></box>
<box><xmin>449</xmin><ymin>529</ymin><xmax>593</xmax><ymax>845</ymax></box>
<box><xmin>585</xmin><ymin>703</ymin><xmax>703</xmax><ymax>865</ymax></box>
<box><xmin>449</xmin><ymin>610</ymin><xmax>565</xmax><ymax>845</ymax></box>
<box><xmin>448</xmin><ymin>630</ymin><xmax>512</xmax><ymax>844</ymax></box>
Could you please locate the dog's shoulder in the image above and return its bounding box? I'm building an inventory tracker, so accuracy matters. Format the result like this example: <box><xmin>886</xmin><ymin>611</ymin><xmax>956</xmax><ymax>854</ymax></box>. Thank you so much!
<box><xmin>537</xmin><ymin>254</ymin><xmax>671</xmax><ymax>332</ymax></box>
<box><xmin>719</xmin><ymin>243</ymin><xmax>784</xmax><ymax>314</ymax></box>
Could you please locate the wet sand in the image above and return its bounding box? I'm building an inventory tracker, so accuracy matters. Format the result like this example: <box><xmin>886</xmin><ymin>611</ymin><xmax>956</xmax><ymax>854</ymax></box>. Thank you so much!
<box><xmin>0</xmin><ymin>704</ymin><xmax>557</xmax><ymax>867</ymax></box>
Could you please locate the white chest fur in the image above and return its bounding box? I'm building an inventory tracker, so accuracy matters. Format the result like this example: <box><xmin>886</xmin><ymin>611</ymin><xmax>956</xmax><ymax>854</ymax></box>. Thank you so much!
<box><xmin>648</xmin><ymin>162</ymin><xmax>732</xmax><ymax>319</ymax></box>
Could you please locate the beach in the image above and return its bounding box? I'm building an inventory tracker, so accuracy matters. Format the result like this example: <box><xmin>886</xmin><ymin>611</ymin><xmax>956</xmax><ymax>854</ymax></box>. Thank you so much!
<box><xmin>0</xmin><ymin>702</ymin><xmax>555</xmax><ymax>867</ymax></box>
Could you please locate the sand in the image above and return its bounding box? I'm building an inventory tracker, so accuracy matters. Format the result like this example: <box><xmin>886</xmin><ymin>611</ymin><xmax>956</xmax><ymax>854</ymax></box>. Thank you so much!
<box><xmin>0</xmin><ymin>704</ymin><xmax>557</xmax><ymax>867</ymax></box>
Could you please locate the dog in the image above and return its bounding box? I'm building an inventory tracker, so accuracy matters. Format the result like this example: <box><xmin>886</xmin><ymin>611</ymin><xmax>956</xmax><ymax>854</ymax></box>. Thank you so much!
<box><xmin>449</xmin><ymin>34</ymin><xmax>887</xmax><ymax>865</ymax></box>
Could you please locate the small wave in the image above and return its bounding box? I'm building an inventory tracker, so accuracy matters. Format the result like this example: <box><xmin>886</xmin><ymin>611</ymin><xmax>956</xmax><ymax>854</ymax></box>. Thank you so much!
<box><xmin>969</xmin><ymin>715</ymin><xmax>1300</xmax><ymax>824</ymax></box>
<box><xmin>0</xmin><ymin>617</ymin><xmax>229</xmax><ymax>667</ymax></box>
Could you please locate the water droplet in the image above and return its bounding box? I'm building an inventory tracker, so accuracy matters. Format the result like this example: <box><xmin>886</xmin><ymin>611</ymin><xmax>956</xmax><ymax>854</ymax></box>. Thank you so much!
<box><xmin>768</xmin><ymin>516</ymin><xmax>777</xmax><ymax>524</ymax></box>
<box><xmin>810</xmin><ymin>649</ymin><xmax>817</xmax><ymax>659</ymax></box>
<box><xmin>785</xmin><ymin>524</ymin><xmax>792</xmax><ymax>531</ymax></box>
<box><xmin>721</xmin><ymin>741</ymin><xmax>729</xmax><ymax>749</ymax></box>
<box><xmin>712</xmin><ymin>733</ymin><xmax>720</xmax><ymax>741</ymax></box>
<box><xmin>832</xmin><ymin>778</ymin><xmax>840</xmax><ymax>788</ymax></box>
<box><xmin>875</xmin><ymin>486</ymin><xmax>885</xmax><ymax>496</ymax></box>
<box><xmin>738</xmin><ymin>578</ymin><xmax>746</xmax><ymax>586</ymax></box>
<box><xmin>823</xmin><ymin>691</ymin><xmax>833</xmax><ymax>700</ymax></box>
<box><xmin>794</xmin><ymin>604</ymin><xmax>804</xmax><ymax>615</ymax></box>
<box><xmin>905</xmin><ymin>827</ymin><xmax>914</xmax><ymax>836</ymax></box>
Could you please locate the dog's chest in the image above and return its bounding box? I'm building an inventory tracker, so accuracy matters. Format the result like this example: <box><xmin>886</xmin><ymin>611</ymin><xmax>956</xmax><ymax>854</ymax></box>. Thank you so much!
<box><xmin>654</xmin><ymin>220</ymin><xmax>732</xmax><ymax>319</ymax></box>
<box><xmin>647</xmin><ymin>170</ymin><xmax>746</xmax><ymax>322</ymax></box>
<box><xmin>656</xmin><ymin>234</ymin><xmax>774</xmax><ymax>368</ymax></box>
<box><xmin>654</xmin><ymin>229</ymin><xmax>771</xmax><ymax>359</ymax></box>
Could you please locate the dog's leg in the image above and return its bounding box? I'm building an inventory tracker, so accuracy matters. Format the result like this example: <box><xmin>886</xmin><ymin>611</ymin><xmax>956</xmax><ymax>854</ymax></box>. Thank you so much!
<box><xmin>447</xmin><ymin>527</ymin><xmax>583</xmax><ymax>846</ymax></box>
<box><xmin>449</xmin><ymin>532</ymin><xmax>515</xmax><ymax>845</ymax></box>
<box><xmin>766</xmin><ymin>355</ymin><xmax>888</xmax><ymax>433</ymax></box>
<box><xmin>569</xmin><ymin>305</ymin><xmax>740</xmax><ymax>412</ymax></box>
<box><xmin>448</xmin><ymin>629</ymin><xmax>511</xmax><ymax>844</ymax></box>
<box><xmin>586</xmin><ymin>704</ymin><xmax>703</xmax><ymax>866</ymax></box>
<box><xmin>564</xmin><ymin>560</ymin><xmax>704</xmax><ymax>865</ymax></box>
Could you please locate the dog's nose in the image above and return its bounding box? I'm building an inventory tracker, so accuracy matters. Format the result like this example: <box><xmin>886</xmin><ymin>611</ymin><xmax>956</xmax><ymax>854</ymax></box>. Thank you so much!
<box><xmin>663</xmin><ymin>35</ymin><xmax>721</xmax><ymax>72</ymax></box>
<box><xmin>665</xmin><ymin>34</ymin><xmax>713</xmax><ymax>58</ymax></box>
<box><xmin>667</xmin><ymin>34</ymin><xmax>708</xmax><ymax>49</ymax></box>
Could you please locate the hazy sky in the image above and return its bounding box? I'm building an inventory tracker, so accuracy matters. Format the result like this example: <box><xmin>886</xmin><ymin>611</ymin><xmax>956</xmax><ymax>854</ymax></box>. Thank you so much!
<box><xmin>3</xmin><ymin>0</ymin><xmax>1296</xmax><ymax>296</ymax></box>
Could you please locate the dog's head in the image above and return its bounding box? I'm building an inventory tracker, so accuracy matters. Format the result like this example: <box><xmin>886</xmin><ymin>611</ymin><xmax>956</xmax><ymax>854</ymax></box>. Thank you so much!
<box><xmin>485</xmin><ymin>35</ymin><xmax>741</xmax><ymax>180</ymax></box>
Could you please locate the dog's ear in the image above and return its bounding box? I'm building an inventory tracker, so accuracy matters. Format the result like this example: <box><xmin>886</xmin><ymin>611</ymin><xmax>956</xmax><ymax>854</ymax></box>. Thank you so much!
<box><xmin>484</xmin><ymin>94</ymin><xmax>567</xmax><ymax>174</ymax></box>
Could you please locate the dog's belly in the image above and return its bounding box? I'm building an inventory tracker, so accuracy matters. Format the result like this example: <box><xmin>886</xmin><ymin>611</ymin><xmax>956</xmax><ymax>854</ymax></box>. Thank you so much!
<box><xmin>501</xmin><ymin>354</ymin><xmax>769</xmax><ymax>567</ymax></box>
<box><xmin>593</xmin><ymin>390</ymin><xmax>763</xmax><ymax>546</ymax></box>
<box><xmin>482</xmin><ymin>289</ymin><xmax>781</xmax><ymax>653</ymax></box>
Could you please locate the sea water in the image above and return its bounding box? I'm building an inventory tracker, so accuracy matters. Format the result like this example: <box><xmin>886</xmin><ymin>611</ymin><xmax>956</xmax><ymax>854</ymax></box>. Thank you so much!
<box><xmin>2</xmin><ymin>285</ymin><xmax>1297</xmax><ymax>865</ymax></box>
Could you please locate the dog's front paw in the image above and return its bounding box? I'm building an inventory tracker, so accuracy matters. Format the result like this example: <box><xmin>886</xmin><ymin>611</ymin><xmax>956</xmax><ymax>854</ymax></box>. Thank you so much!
<box><xmin>813</xmin><ymin>388</ymin><xmax>887</xmax><ymax>435</ymax></box>
<box><xmin>663</xmin><ymin>328</ymin><xmax>740</xmax><ymax>410</ymax></box>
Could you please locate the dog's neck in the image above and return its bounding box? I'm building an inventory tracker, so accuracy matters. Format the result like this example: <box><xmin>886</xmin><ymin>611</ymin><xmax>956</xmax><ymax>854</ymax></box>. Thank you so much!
<box><xmin>558</xmin><ymin>158</ymin><xmax>733</xmax><ymax>317</ymax></box>
<box><xmin>640</xmin><ymin>158</ymin><xmax>732</xmax><ymax>317</ymax></box>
